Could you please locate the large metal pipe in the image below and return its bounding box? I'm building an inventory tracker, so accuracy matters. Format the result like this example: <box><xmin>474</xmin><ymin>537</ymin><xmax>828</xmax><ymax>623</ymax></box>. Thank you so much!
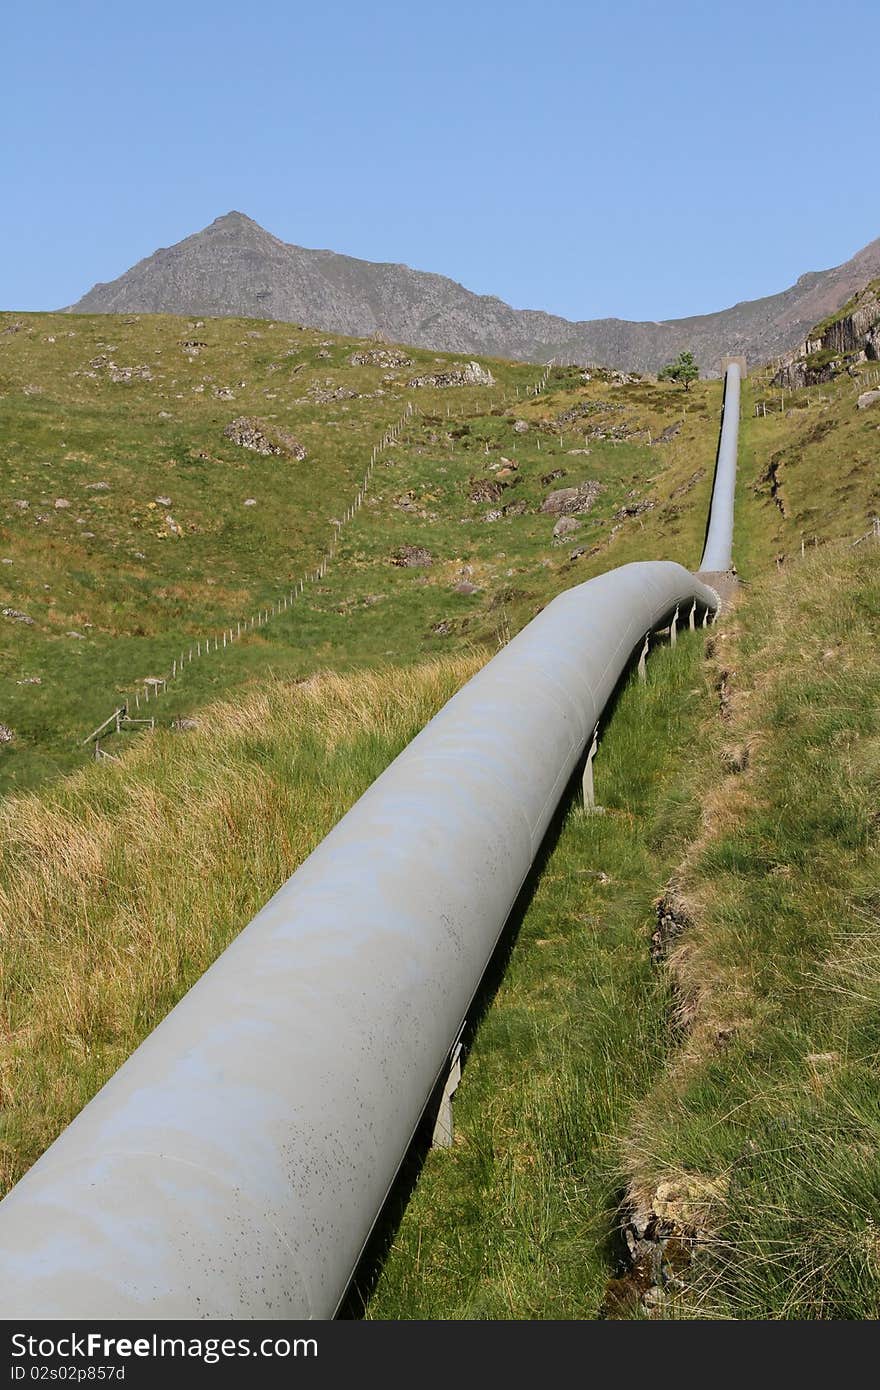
<box><xmin>699</xmin><ymin>362</ymin><xmax>741</xmax><ymax>573</ymax></box>
<box><xmin>0</xmin><ymin>561</ymin><xmax>718</xmax><ymax>1319</ymax></box>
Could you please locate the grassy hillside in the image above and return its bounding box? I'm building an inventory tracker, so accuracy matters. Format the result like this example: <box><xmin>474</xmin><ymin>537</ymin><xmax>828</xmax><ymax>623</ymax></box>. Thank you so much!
<box><xmin>622</xmin><ymin>541</ymin><xmax>880</xmax><ymax>1319</ymax></box>
<box><xmin>2</xmin><ymin>309</ymin><xmax>731</xmax><ymax>795</ymax></box>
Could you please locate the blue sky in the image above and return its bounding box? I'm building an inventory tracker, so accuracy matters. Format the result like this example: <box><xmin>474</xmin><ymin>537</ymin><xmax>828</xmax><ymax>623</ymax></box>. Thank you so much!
<box><xmin>3</xmin><ymin>0</ymin><xmax>878</xmax><ymax>322</ymax></box>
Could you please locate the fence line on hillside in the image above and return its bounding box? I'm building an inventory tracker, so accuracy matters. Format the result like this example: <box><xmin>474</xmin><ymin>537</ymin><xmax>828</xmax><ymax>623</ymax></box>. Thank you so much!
<box><xmin>85</xmin><ymin>358</ymin><xmax>555</xmax><ymax>753</ymax></box>
<box><xmin>84</xmin><ymin>400</ymin><xmax>417</xmax><ymax>748</ymax></box>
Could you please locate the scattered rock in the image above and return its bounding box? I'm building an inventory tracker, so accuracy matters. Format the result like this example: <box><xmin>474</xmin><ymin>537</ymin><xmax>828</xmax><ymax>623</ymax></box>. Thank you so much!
<box><xmin>163</xmin><ymin>514</ymin><xmax>183</xmax><ymax>536</ymax></box>
<box><xmin>392</xmin><ymin>544</ymin><xmax>433</xmax><ymax>567</ymax></box>
<box><xmin>670</xmin><ymin>467</ymin><xmax>706</xmax><ymax>499</ymax></box>
<box><xmin>614</xmin><ymin>497</ymin><xmax>654</xmax><ymax>520</ymax></box>
<box><xmin>223</xmin><ymin>417</ymin><xmax>307</xmax><ymax>460</ymax></box>
<box><xmin>469</xmin><ymin>478</ymin><xmax>505</xmax><ymax>504</ymax></box>
<box><xmin>857</xmin><ymin>389</ymin><xmax>880</xmax><ymax>410</ymax></box>
<box><xmin>107</xmin><ymin>363</ymin><xmax>153</xmax><ymax>383</ymax></box>
<box><xmin>16</xmin><ymin>676</ymin><xmax>41</xmax><ymax>685</ymax></box>
<box><xmin>13</xmin><ymin>499</ymin><xmax>28</xmax><ymax>510</ymax></box>
<box><xmin>513</xmin><ymin>419</ymin><xmax>529</xmax><ymax>433</ymax></box>
<box><xmin>309</xmin><ymin>383</ymin><xmax>359</xmax><ymax>404</ymax></box>
<box><xmin>349</xmin><ymin>348</ymin><xmax>413</xmax><ymax>368</ymax></box>
<box><xmin>655</xmin><ymin>420</ymin><xmax>683</xmax><ymax>445</ymax></box>
<box><xmin>2</xmin><ymin>608</ymin><xmax>33</xmax><ymax>625</ymax></box>
<box><xmin>540</xmin><ymin>481</ymin><xmax>602</xmax><ymax>516</ymax></box>
<box><xmin>651</xmin><ymin>890</ymin><xmax>695</xmax><ymax>964</ymax></box>
<box><xmin>569</xmin><ymin>546</ymin><xmax>587</xmax><ymax>560</ymax></box>
<box><xmin>408</xmin><ymin>361</ymin><xmax>495</xmax><ymax>389</ymax></box>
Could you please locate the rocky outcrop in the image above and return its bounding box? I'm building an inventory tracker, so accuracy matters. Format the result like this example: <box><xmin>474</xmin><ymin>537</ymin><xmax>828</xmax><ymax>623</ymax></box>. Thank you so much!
<box><xmin>349</xmin><ymin>348</ymin><xmax>413</xmax><ymax>369</ymax></box>
<box><xmin>407</xmin><ymin>361</ymin><xmax>495</xmax><ymax>389</ymax></box>
<box><xmin>540</xmin><ymin>481</ymin><xmax>602</xmax><ymax>516</ymax></box>
<box><xmin>391</xmin><ymin>544</ymin><xmax>433</xmax><ymax>567</ymax></box>
<box><xmin>772</xmin><ymin>279</ymin><xmax>880</xmax><ymax>387</ymax></box>
<box><xmin>222</xmin><ymin>417</ymin><xmax>307</xmax><ymax>459</ymax></box>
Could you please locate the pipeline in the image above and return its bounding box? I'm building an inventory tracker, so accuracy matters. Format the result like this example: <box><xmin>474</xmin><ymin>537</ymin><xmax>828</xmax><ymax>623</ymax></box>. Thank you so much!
<box><xmin>700</xmin><ymin>360</ymin><xmax>741</xmax><ymax>572</ymax></box>
<box><xmin>0</xmin><ymin>371</ymin><xmax>740</xmax><ymax>1320</ymax></box>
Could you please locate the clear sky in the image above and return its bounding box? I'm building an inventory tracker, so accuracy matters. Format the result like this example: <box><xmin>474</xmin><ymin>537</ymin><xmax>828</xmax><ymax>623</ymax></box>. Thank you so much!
<box><xmin>3</xmin><ymin>0</ymin><xmax>878</xmax><ymax>323</ymax></box>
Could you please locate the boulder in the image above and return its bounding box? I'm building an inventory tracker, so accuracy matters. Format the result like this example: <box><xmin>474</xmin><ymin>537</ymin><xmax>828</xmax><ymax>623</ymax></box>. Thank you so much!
<box><xmin>857</xmin><ymin>389</ymin><xmax>880</xmax><ymax>410</ymax></box>
<box><xmin>540</xmin><ymin>480</ymin><xmax>602</xmax><ymax>516</ymax></box>
<box><xmin>553</xmin><ymin>516</ymin><xmax>581</xmax><ymax>542</ymax></box>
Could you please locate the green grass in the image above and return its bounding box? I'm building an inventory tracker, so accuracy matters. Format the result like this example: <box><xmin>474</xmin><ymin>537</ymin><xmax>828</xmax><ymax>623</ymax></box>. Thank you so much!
<box><xmin>623</xmin><ymin>543</ymin><xmax>880</xmax><ymax>1319</ymax></box>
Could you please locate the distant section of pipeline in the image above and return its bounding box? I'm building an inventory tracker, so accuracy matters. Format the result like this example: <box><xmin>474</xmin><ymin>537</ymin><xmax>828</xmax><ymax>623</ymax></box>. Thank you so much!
<box><xmin>0</xmin><ymin>561</ymin><xmax>718</xmax><ymax>1319</ymax></box>
<box><xmin>699</xmin><ymin>361</ymin><xmax>741</xmax><ymax>573</ymax></box>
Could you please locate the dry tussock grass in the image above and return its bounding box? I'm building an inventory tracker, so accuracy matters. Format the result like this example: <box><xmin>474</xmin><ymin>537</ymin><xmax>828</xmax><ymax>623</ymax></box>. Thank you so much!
<box><xmin>0</xmin><ymin>653</ymin><xmax>481</xmax><ymax>1191</ymax></box>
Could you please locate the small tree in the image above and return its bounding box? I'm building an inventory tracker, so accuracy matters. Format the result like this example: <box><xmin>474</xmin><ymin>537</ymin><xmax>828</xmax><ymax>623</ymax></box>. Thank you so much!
<box><xmin>658</xmin><ymin>350</ymin><xmax>699</xmax><ymax>391</ymax></box>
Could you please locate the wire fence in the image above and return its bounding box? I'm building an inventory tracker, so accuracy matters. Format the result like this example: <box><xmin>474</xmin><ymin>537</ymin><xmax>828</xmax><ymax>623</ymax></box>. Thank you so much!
<box><xmin>84</xmin><ymin>400</ymin><xmax>417</xmax><ymax>749</ymax></box>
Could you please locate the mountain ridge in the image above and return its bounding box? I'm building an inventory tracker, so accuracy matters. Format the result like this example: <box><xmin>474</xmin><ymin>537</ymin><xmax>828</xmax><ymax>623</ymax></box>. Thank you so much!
<box><xmin>66</xmin><ymin>211</ymin><xmax>880</xmax><ymax>375</ymax></box>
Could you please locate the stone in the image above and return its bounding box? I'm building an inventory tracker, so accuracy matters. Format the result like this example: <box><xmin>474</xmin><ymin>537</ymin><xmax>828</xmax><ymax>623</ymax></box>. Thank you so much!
<box><xmin>553</xmin><ymin>516</ymin><xmax>581</xmax><ymax>542</ymax></box>
<box><xmin>541</xmin><ymin>481</ymin><xmax>602</xmax><ymax>516</ymax></box>
<box><xmin>171</xmin><ymin>718</ymin><xmax>200</xmax><ymax>731</ymax></box>
<box><xmin>13</xmin><ymin>500</ymin><xmax>28</xmax><ymax>510</ymax></box>
<box><xmin>66</xmin><ymin>630</ymin><xmax>86</xmax><ymax>640</ymax></box>
<box><xmin>513</xmin><ymin>419</ymin><xmax>529</xmax><ymax>433</ymax></box>
<box><xmin>54</xmin><ymin>498</ymin><xmax>71</xmax><ymax>509</ymax></box>
<box><xmin>155</xmin><ymin>496</ymin><xmax>172</xmax><ymax>506</ymax></box>
<box><xmin>453</xmin><ymin>581</ymin><xmax>478</xmax><ymax>595</ymax></box>
<box><xmin>244</xmin><ymin>498</ymin><xmax>257</xmax><ymax>506</ymax></box>
<box><xmin>0</xmin><ymin>724</ymin><xmax>14</xmax><ymax>743</ymax></box>
<box><xmin>85</xmin><ymin>481</ymin><xmax>110</xmax><ymax>491</ymax></box>
<box><xmin>857</xmin><ymin>389</ymin><xmax>880</xmax><ymax>410</ymax></box>
<box><xmin>2</xmin><ymin>607</ymin><xmax>33</xmax><ymax>624</ymax></box>
<box><xmin>16</xmin><ymin>676</ymin><xmax>41</xmax><ymax>685</ymax></box>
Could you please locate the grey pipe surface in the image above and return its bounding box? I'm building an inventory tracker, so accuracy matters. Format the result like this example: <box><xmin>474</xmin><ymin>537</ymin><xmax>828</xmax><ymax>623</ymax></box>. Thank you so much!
<box><xmin>699</xmin><ymin>362</ymin><xmax>741</xmax><ymax>572</ymax></box>
<box><xmin>0</xmin><ymin>561</ymin><xmax>718</xmax><ymax>1320</ymax></box>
